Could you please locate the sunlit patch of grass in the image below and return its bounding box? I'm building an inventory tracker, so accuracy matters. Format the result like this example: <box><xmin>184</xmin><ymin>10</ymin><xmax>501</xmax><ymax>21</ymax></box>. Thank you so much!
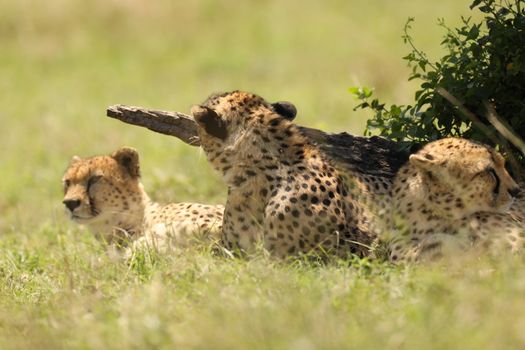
<box><xmin>2</xmin><ymin>224</ymin><xmax>525</xmax><ymax>349</ymax></box>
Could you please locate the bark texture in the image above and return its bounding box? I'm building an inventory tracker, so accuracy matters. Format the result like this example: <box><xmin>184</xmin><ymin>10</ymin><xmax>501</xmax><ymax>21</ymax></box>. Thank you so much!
<box><xmin>107</xmin><ymin>104</ymin><xmax>413</xmax><ymax>179</ymax></box>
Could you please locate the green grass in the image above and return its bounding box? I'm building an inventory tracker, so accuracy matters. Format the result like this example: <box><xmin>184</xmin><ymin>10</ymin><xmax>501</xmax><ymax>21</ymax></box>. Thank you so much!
<box><xmin>2</xmin><ymin>1</ymin><xmax>522</xmax><ymax>349</ymax></box>
<box><xmin>3</xmin><ymin>229</ymin><xmax>525</xmax><ymax>349</ymax></box>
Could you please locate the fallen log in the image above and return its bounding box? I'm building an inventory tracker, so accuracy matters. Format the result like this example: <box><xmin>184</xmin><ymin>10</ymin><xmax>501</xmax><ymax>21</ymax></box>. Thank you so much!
<box><xmin>107</xmin><ymin>104</ymin><xmax>413</xmax><ymax>179</ymax></box>
<box><xmin>107</xmin><ymin>105</ymin><xmax>200</xmax><ymax>146</ymax></box>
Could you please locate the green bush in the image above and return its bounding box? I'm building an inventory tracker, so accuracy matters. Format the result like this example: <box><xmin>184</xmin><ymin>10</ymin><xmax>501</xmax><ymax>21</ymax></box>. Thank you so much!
<box><xmin>351</xmin><ymin>0</ymin><xmax>525</xmax><ymax>173</ymax></box>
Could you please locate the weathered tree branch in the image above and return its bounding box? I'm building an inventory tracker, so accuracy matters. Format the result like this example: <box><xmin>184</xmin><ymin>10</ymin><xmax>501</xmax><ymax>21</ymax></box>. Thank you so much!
<box><xmin>436</xmin><ymin>87</ymin><xmax>524</xmax><ymax>180</ymax></box>
<box><xmin>300</xmin><ymin>127</ymin><xmax>413</xmax><ymax>178</ymax></box>
<box><xmin>106</xmin><ymin>104</ymin><xmax>412</xmax><ymax>179</ymax></box>
<box><xmin>483</xmin><ymin>100</ymin><xmax>525</xmax><ymax>157</ymax></box>
<box><xmin>107</xmin><ymin>105</ymin><xmax>201</xmax><ymax>146</ymax></box>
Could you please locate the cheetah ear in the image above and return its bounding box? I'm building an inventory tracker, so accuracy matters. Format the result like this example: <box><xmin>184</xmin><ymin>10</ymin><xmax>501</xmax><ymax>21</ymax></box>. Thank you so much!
<box><xmin>191</xmin><ymin>105</ymin><xmax>228</xmax><ymax>140</ymax></box>
<box><xmin>112</xmin><ymin>147</ymin><xmax>140</xmax><ymax>178</ymax></box>
<box><xmin>272</xmin><ymin>101</ymin><xmax>297</xmax><ymax>121</ymax></box>
<box><xmin>70</xmin><ymin>155</ymin><xmax>81</xmax><ymax>164</ymax></box>
<box><xmin>409</xmin><ymin>153</ymin><xmax>442</xmax><ymax>172</ymax></box>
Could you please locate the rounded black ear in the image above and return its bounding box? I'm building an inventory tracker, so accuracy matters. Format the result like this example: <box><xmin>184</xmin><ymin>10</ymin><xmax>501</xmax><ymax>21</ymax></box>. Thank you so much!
<box><xmin>191</xmin><ymin>105</ymin><xmax>228</xmax><ymax>140</ymax></box>
<box><xmin>112</xmin><ymin>147</ymin><xmax>140</xmax><ymax>178</ymax></box>
<box><xmin>272</xmin><ymin>101</ymin><xmax>297</xmax><ymax>121</ymax></box>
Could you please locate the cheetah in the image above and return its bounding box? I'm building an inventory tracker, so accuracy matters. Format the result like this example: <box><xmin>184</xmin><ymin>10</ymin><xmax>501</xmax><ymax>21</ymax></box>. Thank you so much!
<box><xmin>62</xmin><ymin>147</ymin><xmax>224</xmax><ymax>251</ymax></box>
<box><xmin>386</xmin><ymin>137</ymin><xmax>522</xmax><ymax>262</ymax></box>
<box><xmin>190</xmin><ymin>91</ymin><xmax>383</xmax><ymax>258</ymax></box>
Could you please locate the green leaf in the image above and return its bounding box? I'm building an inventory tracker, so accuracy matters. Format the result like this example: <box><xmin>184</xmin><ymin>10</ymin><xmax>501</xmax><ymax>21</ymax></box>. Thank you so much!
<box><xmin>469</xmin><ymin>0</ymin><xmax>483</xmax><ymax>10</ymax></box>
<box><xmin>478</xmin><ymin>5</ymin><xmax>492</xmax><ymax>13</ymax></box>
<box><xmin>467</xmin><ymin>25</ymin><xmax>479</xmax><ymax>40</ymax></box>
<box><xmin>390</xmin><ymin>105</ymin><xmax>402</xmax><ymax>116</ymax></box>
<box><xmin>348</xmin><ymin>87</ymin><xmax>361</xmax><ymax>96</ymax></box>
<box><xmin>348</xmin><ymin>86</ymin><xmax>374</xmax><ymax>99</ymax></box>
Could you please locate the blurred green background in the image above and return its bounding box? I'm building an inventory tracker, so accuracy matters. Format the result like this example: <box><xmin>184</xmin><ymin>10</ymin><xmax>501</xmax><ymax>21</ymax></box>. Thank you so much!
<box><xmin>0</xmin><ymin>0</ymin><xmax>478</xmax><ymax>231</ymax></box>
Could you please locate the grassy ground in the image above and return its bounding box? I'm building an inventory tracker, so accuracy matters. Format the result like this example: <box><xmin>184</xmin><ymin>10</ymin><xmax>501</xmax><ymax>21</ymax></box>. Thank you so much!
<box><xmin>2</xmin><ymin>1</ymin><xmax>523</xmax><ymax>349</ymax></box>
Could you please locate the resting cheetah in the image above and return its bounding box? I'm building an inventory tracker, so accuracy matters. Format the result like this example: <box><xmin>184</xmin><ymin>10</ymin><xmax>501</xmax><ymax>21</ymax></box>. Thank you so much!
<box><xmin>387</xmin><ymin>138</ymin><xmax>522</xmax><ymax>262</ymax></box>
<box><xmin>190</xmin><ymin>91</ymin><xmax>385</xmax><ymax>258</ymax></box>
<box><xmin>62</xmin><ymin>147</ymin><xmax>224</xmax><ymax>250</ymax></box>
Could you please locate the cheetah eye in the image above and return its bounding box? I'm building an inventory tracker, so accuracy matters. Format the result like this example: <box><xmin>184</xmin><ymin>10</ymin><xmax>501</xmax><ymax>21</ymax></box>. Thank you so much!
<box><xmin>473</xmin><ymin>167</ymin><xmax>497</xmax><ymax>180</ymax></box>
<box><xmin>87</xmin><ymin>175</ymin><xmax>102</xmax><ymax>190</ymax></box>
<box><xmin>63</xmin><ymin>179</ymin><xmax>71</xmax><ymax>192</ymax></box>
<box><xmin>486</xmin><ymin>168</ymin><xmax>497</xmax><ymax>180</ymax></box>
<box><xmin>485</xmin><ymin>167</ymin><xmax>500</xmax><ymax>195</ymax></box>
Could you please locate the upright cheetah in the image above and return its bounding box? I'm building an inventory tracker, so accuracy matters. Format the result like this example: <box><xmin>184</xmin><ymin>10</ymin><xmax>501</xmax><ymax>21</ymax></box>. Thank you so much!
<box><xmin>190</xmin><ymin>91</ymin><xmax>385</xmax><ymax>258</ymax></box>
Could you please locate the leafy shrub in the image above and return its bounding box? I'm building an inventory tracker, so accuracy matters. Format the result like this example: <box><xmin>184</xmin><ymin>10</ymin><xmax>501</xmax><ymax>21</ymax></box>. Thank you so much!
<box><xmin>350</xmin><ymin>0</ymin><xmax>525</xmax><ymax>173</ymax></box>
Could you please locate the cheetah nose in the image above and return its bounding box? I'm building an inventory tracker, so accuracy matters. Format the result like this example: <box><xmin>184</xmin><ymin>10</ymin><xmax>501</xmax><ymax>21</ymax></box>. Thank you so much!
<box><xmin>63</xmin><ymin>199</ymin><xmax>81</xmax><ymax>212</ymax></box>
<box><xmin>508</xmin><ymin>186</ymin><xmax>521</xmax><ymax>198</ymax></box>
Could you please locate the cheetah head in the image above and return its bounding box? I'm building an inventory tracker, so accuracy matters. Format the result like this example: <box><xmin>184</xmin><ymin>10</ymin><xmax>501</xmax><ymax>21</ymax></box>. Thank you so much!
<box><xmin>190</xmin><ymin>91</ymin><xmax>298</xmax><ymax>186</ymax></box>
<box><xmin>409</xmin><ymin>137</ymin><xmax>520</xmax><ymax>218</ymax></box>
<box><xmin>62</xmin><ymin>147</ymin><xmax>144</xmax><ymax>225</ymax></box>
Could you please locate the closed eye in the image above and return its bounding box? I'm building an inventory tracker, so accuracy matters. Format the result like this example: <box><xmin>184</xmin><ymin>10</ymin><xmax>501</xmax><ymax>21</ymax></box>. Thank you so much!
<box><xmin>87</xmin><ymin>175</ymin><xmax>102</xmax><ymax>190</ymax></box>
<box><xmin>472</xmin><ymin>167</ymin><xmax>500</xmax><ymax>195</ymax></box>
<box><xmin>472</xmin><ymin>167</ymin><xmax>497</xmax><ymax>180</ymax></box>
<box><xmin>486</xmin><ymin>167</ymin><xmax>500</xmax><ymax>195</ymax></box>
<box><xmin>63</xmin><ymin>179</ymin><xmax>71</xmax><ymax>193</ymax></box>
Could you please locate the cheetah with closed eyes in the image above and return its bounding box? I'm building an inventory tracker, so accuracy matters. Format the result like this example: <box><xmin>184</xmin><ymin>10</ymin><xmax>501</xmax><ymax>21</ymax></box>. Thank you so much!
<box><xmin>386</xmin><ymin>137</ymin><xmax>522</xmax><ymax>262</ymax></box>
<box><xmin>62</xmin><ymin>147</ymin><xmax>224</xmax><ymax>251</ymax></box>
